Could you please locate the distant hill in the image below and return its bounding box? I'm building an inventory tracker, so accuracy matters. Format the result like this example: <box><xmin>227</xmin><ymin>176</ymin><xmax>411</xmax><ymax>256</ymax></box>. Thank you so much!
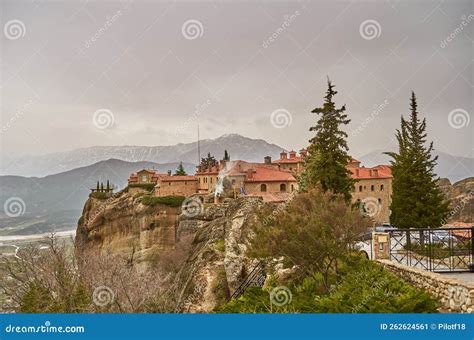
<box><xmin>3</xmin><ymin>134</ymin><xmax>284</xmax><ymax>177</ymax></box>
<box><xmin>0</xmin><ymin>159</ymin><xmax>194</xmax><ymax>235</ymax></box>
<box><xmin>357</xmin><ymin>150</ymin><xmax>473</xmax><ymax>183</ymax></box>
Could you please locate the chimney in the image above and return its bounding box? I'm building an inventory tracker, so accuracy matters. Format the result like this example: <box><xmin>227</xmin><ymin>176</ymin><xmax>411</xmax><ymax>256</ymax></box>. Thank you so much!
<box><xmin>247</xmin><ymin>168</ymin><xmax>253</xmax><ymax>179</ymax></box>
<box><xmin>264</xmin><ymin>156</ymin><xmax>272</xmax><ymax>164</ymax></box>
<box><xmin>289</xmin><ymin>150</ymin><xmax>296</xmax><ymax>159</ymax></box>
<box><xmin>300</xmin><ymin>148</ymin><xmax>307</xmax><ymax>158</ymax></box>
<box><xmin>167</xmin><ymin>170</ymin><xmax>172</xmax><ymax>176</ymax></box>
<box><xmin>280</xmin><ymin>151</ymin><xmax>287</xmax><ymax>160</ymax></box>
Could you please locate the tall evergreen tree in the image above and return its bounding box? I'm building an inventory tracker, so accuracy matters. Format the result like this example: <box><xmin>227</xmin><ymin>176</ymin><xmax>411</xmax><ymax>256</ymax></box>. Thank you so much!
<box><xmin>386</xmin><ymin>92</ymin><xmax>450</xmax><ymax>229</ymax></box>
<box><xmin>200</xmin><ymin>152</ymin><xmax>217</xmax><ymax>168</ymax></box>
<box><xmin>299</xmin><ymin>79</ymin><xmax>354</xmax><ymax>202</ymax></box>
<box><xmin>174</xmin><ymin>162</ymin><xmax>187</xmax><ymax>176</ymax></box>
<box><xmin>223</xmin><ymin>149</ymin><xmax>230</xmax><ymax>161</ymax></box>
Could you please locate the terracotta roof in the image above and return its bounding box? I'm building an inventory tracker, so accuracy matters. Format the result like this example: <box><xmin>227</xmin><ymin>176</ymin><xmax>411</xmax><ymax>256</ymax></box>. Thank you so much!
<box><xmin>158</xmin><ymin>175</ymin><xmax>197</xmax><ymax>182</ymax></box>
<box><xmin>350</xmin><ymin>165</ymin><xmax>392</xmax><ymax>180</ymax></box>
<box><xmin>245</xmin><ymin>166</ymin><xmax>297</xmax><ymax>182</ymax></box>
<box><xmin>273</xmin><ymin>156</ymin><xmax>304</xmax><ymax>164</ymax></box>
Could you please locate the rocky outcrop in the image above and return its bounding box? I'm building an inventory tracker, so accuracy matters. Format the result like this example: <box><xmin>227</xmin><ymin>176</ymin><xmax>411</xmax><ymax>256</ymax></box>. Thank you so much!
<box><xmin>174</xmin><ymin>197</ymin><xmax>263</xmax><ymax>312</ymax></box>
<box><xmin>76</xmin><ymin>190</ymin><xmax>265</xmax><ymax>312</ymax></box>
<box><xmin>439</xmin><ymin>177</ymin><xmax>474</xmax><ymax>223</ymax></box>
<box><xmin>75</xmin><ymin>190</ymin><xmax>178</xmax><ymax>268</ymax></box>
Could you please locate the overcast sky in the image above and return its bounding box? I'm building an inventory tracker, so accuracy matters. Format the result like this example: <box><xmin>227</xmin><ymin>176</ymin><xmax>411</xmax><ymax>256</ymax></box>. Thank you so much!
<box><xmin>1</xmin><ymin>0</ymin><xmax>472</xmax><ymax>162</ymax></box>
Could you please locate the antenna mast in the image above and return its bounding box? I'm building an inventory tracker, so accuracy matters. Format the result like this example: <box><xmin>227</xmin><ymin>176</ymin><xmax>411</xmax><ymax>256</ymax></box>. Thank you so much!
<box><xmin>197</xmin><ymin>124</ymin><xmax>201</xmax><ymax>165</ymax></box>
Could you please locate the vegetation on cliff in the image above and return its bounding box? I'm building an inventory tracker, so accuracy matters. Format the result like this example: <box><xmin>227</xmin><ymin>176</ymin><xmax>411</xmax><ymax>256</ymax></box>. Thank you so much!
<box><xmin>140</xmin><ymin>195</ymin><xmax>185</xmax><ymax>207</ymax></box>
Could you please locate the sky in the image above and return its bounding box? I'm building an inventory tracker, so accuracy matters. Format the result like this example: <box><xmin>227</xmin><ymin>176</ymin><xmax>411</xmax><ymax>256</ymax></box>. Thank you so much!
<box><xmin>1</xmin><ymin>0</ymin><xmax>473</xmax><ymax>163</ymax></box>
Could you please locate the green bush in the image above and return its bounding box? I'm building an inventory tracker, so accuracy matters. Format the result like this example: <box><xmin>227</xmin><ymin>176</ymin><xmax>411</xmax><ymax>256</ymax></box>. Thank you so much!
<box><xmin>90</xmin><ymin>192</ymin><xmax>109</xmax><ymax>199</ymax></box>
<box><xmin>128</xmin><ymin>183</ymin><xmax>156</xmax><ymax>191</ymax></box>
<box><xmin>215</xmin><ymin>258</ymin><xmax>438</xmax><ymax>313</ymax></box>
<box><xmin>140</xmin><ymin>195</ymin><xmax>185</xmax><ymax>207</ymax></box>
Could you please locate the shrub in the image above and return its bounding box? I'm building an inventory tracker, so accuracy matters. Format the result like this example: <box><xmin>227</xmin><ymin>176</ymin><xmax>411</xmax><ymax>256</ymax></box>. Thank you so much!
<box><xmin>216</xmin><ymin>258</ymin><xmax>438</xmax><ymax>313</ymax></box>
<box><xmin>250</xmin><ymin>188</ymin><xmax>370</xmax><ymax>289</ymax></box>
<box><xmin>140</xmin><ymin>195</ymin><xmax>186</xmax><ymax>207</ymax></box>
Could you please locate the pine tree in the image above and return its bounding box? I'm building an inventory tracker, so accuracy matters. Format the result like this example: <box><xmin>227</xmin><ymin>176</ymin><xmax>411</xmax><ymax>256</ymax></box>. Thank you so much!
<box><xmin>201</xmin><ymin>152</ymin><xmax>217</xmax><ymax>169</ymax></box>
<box><xmin>386</xmin><ymin>92</ymin><xmax>450</xmax><ymax>229</ymax></box>
<box><xmin>223</xmin><ymin>150</ymin><xmax>230</xmax><ymax>161</ymax></box>
<box><xmin>174</xmin><ymin>162</ymin><xmax>187</xmax><ymax>176</ymax></box>
<box><xmin>299</xmin><ymin>79</ymin><xmax>354</xmax><ymax>202</ymax></box>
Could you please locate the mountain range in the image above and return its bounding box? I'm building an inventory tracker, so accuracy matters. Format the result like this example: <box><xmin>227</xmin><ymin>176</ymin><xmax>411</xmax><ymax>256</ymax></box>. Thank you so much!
<box><xmin>1</xmin><ymin>134</ymin><xmax>472</xmax><ymax>235</ymax></box>
<box><xmin>2</xmin><ymin>134</ymin><xmax>283</xmax><ymax>177</ymax></box>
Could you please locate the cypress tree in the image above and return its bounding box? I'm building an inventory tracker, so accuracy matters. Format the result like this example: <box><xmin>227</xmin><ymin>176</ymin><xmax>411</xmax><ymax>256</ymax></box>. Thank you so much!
<box><xmin>174</xmin><ymin>162</ymin><xmax>187</xmax><ymax>176</ymax></box>
<box><xmin>223</xmin><ymin>150</ymin><xmax>230</xmax><ymax>161</ymax></box>
<box><xmin>386</xmin><ymin>92</ymin><xmax>450</xmax><ymax>229</ymax></box>
<box><xmin>299</xmin><ymin>78</ymin><xmax>354</xmax><ymax>202</ymax></box>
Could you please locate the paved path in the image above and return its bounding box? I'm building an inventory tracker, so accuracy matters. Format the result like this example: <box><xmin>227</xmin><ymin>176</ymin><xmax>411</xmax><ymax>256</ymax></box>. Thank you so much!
<box><xmin>439</xmin><ymin>272</ymin><xmax>474</xmax><ymax>284</ymax></box>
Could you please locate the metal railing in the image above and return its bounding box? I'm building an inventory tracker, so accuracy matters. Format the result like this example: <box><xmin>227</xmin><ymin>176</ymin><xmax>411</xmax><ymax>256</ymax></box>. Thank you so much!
<box><xmin>229</xmin><ymin>262</ymin><xmax>267</xmax><ymax>300</ymax></box>
<box><xmin>388</xmin><ymin>227</ymin><xmax>473</xmax><ymax>272</ymax></box>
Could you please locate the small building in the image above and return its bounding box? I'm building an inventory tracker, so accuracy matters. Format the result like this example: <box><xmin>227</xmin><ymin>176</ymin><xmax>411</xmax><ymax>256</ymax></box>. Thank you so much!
<box><xmin>128</xmin><ymin>169</ymin><xmax>161</xmax><ymax>185</ymax></box>
<box><xmin>272</xmin><ymin>149</ymin><xmax>306</xmax><ymax>176</ymax></box>
<box><xmin>155</xmin><ymin>175</ymin><xmax>198</xmax><ymax>197</ymax></box>
<box><xmin>349</xmin><ymin>161</ymin><xmax>393</xmax><ymax>224</ymax></box>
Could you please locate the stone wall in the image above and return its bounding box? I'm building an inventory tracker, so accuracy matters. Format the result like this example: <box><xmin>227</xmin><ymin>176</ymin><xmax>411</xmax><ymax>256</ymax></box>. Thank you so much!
<box><xmin>378</xmin><ymin>259</ymin><xmax>474</xmax><ymax>313</ymax></box>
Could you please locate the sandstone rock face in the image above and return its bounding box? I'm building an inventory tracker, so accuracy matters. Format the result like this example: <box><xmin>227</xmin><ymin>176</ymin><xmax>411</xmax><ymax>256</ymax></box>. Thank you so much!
<box><xmin>75</xmin><ymin>189</ymin><xmax>178</xmax><ymax>269</ymax></box>
<box><xmin>439</xmin><ymin>177</ymin><xmax>474</xmax><ymax>223</ymax></box>
<box><xmin>174</xmin><ymin>197</ymin><xmax>263</xmax><ymax>312</ymax></box>
<box><xmin>76</xmin><ymin>191</ymin><xmax>264</xmax><ymax>312</ymax></box>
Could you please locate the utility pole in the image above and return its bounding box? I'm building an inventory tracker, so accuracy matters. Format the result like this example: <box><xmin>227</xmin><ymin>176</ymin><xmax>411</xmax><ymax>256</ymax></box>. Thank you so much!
<box><xmin>197</xmin><ymin>124</ymin><xmax>201</xmax><ymax>166</ymax></box>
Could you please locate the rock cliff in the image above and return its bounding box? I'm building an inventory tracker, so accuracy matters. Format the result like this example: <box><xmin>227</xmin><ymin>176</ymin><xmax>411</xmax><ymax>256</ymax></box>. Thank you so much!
<box><xmin>439</xmin><ymin>177</ymin><xmax>474</xmax><ymax>223</ymax></box>
<box><xmin>75</xmin><ymin>190</ymin><xmax>264</xmax><ymax>312</ymax></box>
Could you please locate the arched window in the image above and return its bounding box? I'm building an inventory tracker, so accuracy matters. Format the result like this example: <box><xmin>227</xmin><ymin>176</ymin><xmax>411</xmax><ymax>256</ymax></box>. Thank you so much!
<box><xmin>371</xmin><ymin>185</ymin><xmax>374</xmax><ymax>191</ymax></box>
<box><xmin>359</xmin><ymin>185</ymin><xmax>363</xmax><ymax>192</ymax></box>
<box><xmin>380</xmin><ymin>184</ymin><xmax>384</xmax><ymax>191</ymax></box>
<box><xmin>280</xmin><ymin>183</ymin><xmax>286</xmax><ymax>192</ymax></box>
<box><xmin>260</xmin><ymin>184</ymin><xmax>267</xmax><ymax>192</ymax></box>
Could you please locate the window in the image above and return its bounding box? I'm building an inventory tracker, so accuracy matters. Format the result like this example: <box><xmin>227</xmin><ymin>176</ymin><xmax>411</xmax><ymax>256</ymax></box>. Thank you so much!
<box><xmin>371</xmin><ymin>185</ymin><xmax>374</xmax><ymax>191</ymax></box>
<box><xmin>380</xmin><ymin>184</ymin><xmax>384</xmax><ymax>191</ymax></box>
<box><xmin>359</xmin><ymin>186</ymin><xmax>363</xmax><ymax>192</ymax></box>
<box><xmin>260</xmin><ymin>184</ymin><xmax>267</xmax><ymax>192</ymax></box>
<box><xmin>141</xmin><ymin>175</ymin><xmax>147</xmax><ymax>182</ymax></box>
<box><xmin>210</xmin><ymin>177</ymin><xmax>213</xmax><ymax>184</ymax></box>
<box><xmin>231</xmin><ymin>179</ymin><xmax>236</xmax><ymax>185</ymax></box>
<box><xmin>291</xmin><ymin>184</ymin><xmax>294</xmax><ymax>192</ymax></box>
<box><xmin>168</xmin><ymin>182</ymin><xmax>171</xmax><ymax>186</ymax></box>
<box><xmin>378</xmin><ymin>198</ymin><xmax>382</xmax><ymax>204</ymax></box>
<box><xmin>280</xmin><ymin>183</ymin><xmax>286</xmax><ymax>192</ymax></box>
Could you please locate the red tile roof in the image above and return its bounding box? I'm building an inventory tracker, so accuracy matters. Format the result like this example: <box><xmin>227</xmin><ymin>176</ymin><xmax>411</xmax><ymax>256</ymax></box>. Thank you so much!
<box><xmin>350</xmin><ymin>165</ymin><xmax>392</xmax><ymax>179</ymax></box>
<box><xmin>272</xmin><ymin>156</ymin><xmax>304</xmax><ymax>164</ymax></box>
<box><xmin>245</xmin><ymin>166</ymin><xmax>297</xmax><ymax>182</ymax></box>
